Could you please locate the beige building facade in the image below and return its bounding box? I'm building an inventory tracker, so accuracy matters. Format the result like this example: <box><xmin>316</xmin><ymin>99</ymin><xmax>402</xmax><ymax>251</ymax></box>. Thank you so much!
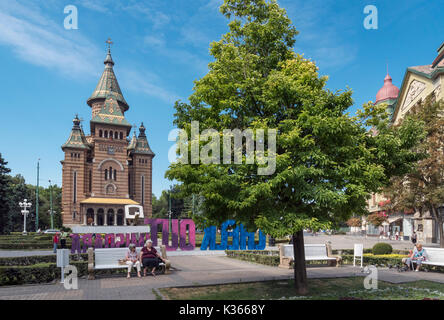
<box><xmin>366</xmin><ymin>42</ymin><xmax>444</xmax><ymax>243</ymax></box>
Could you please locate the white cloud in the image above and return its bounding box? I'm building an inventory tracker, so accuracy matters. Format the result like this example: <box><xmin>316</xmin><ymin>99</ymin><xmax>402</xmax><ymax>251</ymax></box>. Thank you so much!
<box><xmin>0</xmin><ymin>0</ymin><xmax>179</xmax><ymax>103</ymax></box>
<box><xmin>76</xmin><ymin>0</ymin><xmax>111</xmax><ymax>14</ymax></box>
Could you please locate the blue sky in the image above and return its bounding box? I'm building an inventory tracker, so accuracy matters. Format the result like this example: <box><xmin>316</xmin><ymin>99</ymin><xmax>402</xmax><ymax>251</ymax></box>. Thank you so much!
<box><xmin>0</xmin><ymin>0</ymin><xmax>440</xmax><ymax>197</ymax></box>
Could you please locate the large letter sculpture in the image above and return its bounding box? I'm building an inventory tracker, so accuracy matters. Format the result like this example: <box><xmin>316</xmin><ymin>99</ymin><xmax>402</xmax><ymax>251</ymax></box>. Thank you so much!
<box><xmin>201</xmin><ymin>221</ymin><xmax>266</xmax><ymax>250</ymax></box>
<box><xmin>179</xmin><ymin>219</ymin><xmax>196</xmax><ymax>250</ymax></box>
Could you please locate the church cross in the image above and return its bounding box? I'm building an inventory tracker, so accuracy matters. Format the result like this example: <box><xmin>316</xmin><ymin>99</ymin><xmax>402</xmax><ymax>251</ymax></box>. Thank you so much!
<box><xmin>106</xmin><ymin>38</ymin><xmax>113</xmax><ymax>51</ymax></box>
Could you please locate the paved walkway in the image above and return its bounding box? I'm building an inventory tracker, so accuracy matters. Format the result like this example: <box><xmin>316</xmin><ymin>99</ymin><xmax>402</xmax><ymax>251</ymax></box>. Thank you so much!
<box><xmin>0</xmin><ymin>255</ymin><xmax>443</xmax><ymax>300</ymax></box>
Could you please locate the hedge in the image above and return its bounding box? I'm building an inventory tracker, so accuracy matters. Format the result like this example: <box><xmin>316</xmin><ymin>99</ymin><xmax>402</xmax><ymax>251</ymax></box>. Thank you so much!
<box><xmin>226</xmin><ymin>251</ymin><xmax>281</xmax><ymax>266</ymax></box>
<box><xmin>0</xmin><ymin>262</ymin><xmax>85</xmax><ymax>286</ymax></box>
<box><xmin>0</xmin><ymin>260</ymin><xmax>131</xmax><ymax>286</ymax></box>
<box><xmin>341</xmin><ymin>254</ymin><xmax>405</xmax><ymax>266</ymax></box>
<box><xmin>0</xmin><ymin>243</ymin><xmax>55</xmax><ymax>250</ymax></box>
<box><xmin>0</xmin><ymin>254</ymin><xmax>88</xmax><ymax>267</ymax></box>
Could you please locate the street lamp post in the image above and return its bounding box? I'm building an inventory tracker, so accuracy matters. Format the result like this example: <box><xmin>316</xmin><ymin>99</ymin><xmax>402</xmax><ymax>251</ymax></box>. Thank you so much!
<box><xmin>19</xmin><ymin>199</ymin><xmax>32</xmax><ymax>235</ymax></box>
<box><xmin>49</xmin><ymin>179</ymin><xmax>54</xmax><ymax>229</ymax></box>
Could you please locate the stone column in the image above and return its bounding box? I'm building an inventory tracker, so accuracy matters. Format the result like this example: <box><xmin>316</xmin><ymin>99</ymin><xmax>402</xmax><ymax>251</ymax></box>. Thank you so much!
<box><xmin>104</xmin><ymin>210</ymin><xmax>108</xmax><ymax>226</ymax></box>
<box><xmin>114</xmin><ymin>211</ymin><xmax>117</xmax><ymax>226</ymax></box>
<box><xmin>83</xmin><ymin>211</ymin><xmax>87</xmax><ymax>225</ymax></box>
<box><xmin>94</xmin><ymin>210</ymin><xmax>97</xmax><ymax>226</ymax></box>
<box><xmin>124</xmin><ymin>216</ymin><xmax>127</xmax><ymax>226</ymax></box>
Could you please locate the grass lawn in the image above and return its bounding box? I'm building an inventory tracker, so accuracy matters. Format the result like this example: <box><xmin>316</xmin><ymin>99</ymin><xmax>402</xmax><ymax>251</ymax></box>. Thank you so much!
<box><xmin>159</xmin><ymin>277</ymin><xmax>444</xmax><ymax>300</ymax></box>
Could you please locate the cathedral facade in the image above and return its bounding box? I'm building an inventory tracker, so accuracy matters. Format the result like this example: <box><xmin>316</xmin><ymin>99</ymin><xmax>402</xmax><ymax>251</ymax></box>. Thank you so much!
<box><xmin>61</xmin><ymin>46</ymin><xmax>154</xmax><ymax>228</ymax></box>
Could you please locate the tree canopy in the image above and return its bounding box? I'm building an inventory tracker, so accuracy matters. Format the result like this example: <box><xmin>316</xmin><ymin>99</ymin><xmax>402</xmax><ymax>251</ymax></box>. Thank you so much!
<box><xmin>166</xmin><ymin>0</ymin><xmax>424</xmax><ymax>238</ymax></box>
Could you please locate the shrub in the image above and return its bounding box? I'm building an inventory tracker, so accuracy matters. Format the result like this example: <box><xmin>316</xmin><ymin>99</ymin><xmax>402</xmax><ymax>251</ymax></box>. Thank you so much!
<box><xmin>372</xmin><ymin>243</ymin><xmax>393</xmax><ymax>255</ymax></box>
<box><xmin>346</xmin><ymin>217</ymin><xmax>362</xmax><ymax>227</ymax></box>
<box><xmin>367</xmin><ymin>213</ymin><xmax>388</xmax><ymax>227</ymax></box>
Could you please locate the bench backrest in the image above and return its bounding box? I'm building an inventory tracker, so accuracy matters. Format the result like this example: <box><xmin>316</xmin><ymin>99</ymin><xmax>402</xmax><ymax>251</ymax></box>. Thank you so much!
<box><xmin>282</xmin><ymin>244</ymin><xmax>327</xmax><ymax>259</ymax></box>
<box><xmin>305</xmin><ymin>244</ymin><xmax>328</xmax><ymax>258</ymax></box>
<box><xmin>423</xmin><ymin>247</ymin><xmax>444</xmax><ymax>263</ymax></box>
<box><xmin>95</xmin><ymin>246</ymin><xmax>160</xmax><ymax>266</ymax></box>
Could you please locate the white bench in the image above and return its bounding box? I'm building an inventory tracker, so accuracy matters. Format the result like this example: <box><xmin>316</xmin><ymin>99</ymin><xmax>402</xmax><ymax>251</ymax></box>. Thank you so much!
<box><xmin>87</xmin><ymin>246</ymin><xmax>170</xmax><ymax>279</ymax></box>
<box><xmin>422</xmin><ymin>247</ymin><xmax>444</xmax><ymax>267</ymax></box>
<box><xmin>279</xmin><ymin>243</ymin><xmax>341</xmax><ymax>268</ymax></box>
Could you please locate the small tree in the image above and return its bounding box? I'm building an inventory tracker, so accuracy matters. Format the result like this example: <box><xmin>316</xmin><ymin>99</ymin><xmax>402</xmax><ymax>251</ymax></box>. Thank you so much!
<box><xmin>346</xmin><ymin>217</ymin><xmax>362</xmax><ymax>228</ymax></box>
<box><xmin>367</xmin><ymin>212</ymin><xmax>388</xmax><ymax>227</ymax></box>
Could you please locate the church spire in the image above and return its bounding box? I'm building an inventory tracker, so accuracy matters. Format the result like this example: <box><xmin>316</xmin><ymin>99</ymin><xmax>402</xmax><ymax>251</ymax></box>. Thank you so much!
<box><xmin>87</xmin><ymin>38</ymin><xmax>129</xmax><ymax>111</ymax></box>
<box><xmin>61</xmin><ymin>115</ymin><xmax>90</xmax><ymax>150</ymax></box>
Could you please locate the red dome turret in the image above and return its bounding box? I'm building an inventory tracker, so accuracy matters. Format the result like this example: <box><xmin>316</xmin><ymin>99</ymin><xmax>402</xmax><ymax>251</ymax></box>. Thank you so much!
<box><xmin>375</xmin><ymin>73</ymin><xmax>399</xmax><ymax>104</ymax></box>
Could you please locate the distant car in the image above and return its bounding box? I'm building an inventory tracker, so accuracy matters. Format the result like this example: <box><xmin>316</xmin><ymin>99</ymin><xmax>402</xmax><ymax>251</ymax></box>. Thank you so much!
<box><xmin>43</xmin><ymin>229</ymin><xmax>60</xmax><ymax>234</ymax></box>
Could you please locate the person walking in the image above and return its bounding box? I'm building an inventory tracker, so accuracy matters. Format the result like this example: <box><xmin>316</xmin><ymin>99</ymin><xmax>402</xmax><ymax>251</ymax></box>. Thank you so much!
<box><xmin>53</xmin><ymin>233</ymin><xmax>60</xmax><ymax>253</ymax></box>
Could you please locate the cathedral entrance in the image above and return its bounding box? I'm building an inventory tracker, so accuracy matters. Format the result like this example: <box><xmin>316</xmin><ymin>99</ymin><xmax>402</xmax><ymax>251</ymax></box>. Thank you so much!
<box><xmin>107</xmin><ymin>209</ymin><xmax>115</xmax><ymax>226</ymax></box>
<box><xmin>86</xmin><ymin>208</ymin><xmax>94</xmax><ymax>226</ymax></box>
<box><xmin>117</xmin><ymin>209</ymin><xmax>125</xmax><ymax>226</ymax></box>
<box><xmin>97</xmin><ymin>208</ymin><xmax>104</xmax><ymax>226</ymax></box>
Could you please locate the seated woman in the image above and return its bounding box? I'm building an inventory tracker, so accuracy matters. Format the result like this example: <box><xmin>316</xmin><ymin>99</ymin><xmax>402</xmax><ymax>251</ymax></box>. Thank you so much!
<box><xmin>404</xmin><ymin>243</ymin><xmax>427</xmax><ymax>272</ymax></box>
<box><xmin>140</xmin><ymin>240</ymin><xmax>165</xmax><ymax>277</ymax></box>
<box><xmin>125</xmin><ymin>244</ymin><xmax>141</xmax><ymax>278</ymax></box>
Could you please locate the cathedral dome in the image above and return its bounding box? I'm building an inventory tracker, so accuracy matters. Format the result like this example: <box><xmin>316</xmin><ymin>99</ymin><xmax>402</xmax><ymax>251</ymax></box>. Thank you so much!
<box><xmin>375</xmin><ymin>73</ymin><xmax>399</xmax><ymax>104</ymax></box>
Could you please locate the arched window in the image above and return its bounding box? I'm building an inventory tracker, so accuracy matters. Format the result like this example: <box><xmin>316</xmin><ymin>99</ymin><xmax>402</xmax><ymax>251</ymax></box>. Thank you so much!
<box><xmin>119</xmin><ymin>132</ymin><xmax>123</xmax><ymax>139</ymax></box>
<box><xmin>99</xmin><ymin>130</ymin><xmax>103</xmax><ymax>138</ymax></box>
<box><xmin>109</xmin><ymin>166</ymin><xmax>113</xmax><ymax>180</ymax></box>
<box><xmin>105</xmin><ymin>169</ymin><xmax>108</xmax><ymax>180</ymax></box>
<box><xmin>104</xmin><ymin>131</ymin><xmax>108</xmax><ymax>138</ymax></box>
<box><xmin>114</xmin><ymin>132</ymin><xmax>118</xmax><ymax>139</ymax></box>
<box><xmin>110</xmin><ymin>131</ymin><xmax>113</xmax><ymax>139</ymax></box>
<box><xmin>114</xmin><ymin>169</ymin><xmax>117</xmax><ymax>181</ymax></box>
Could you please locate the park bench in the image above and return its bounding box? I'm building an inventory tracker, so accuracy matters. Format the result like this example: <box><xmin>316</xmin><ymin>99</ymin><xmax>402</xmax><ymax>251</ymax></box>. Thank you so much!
<box><xmin>278</xmin><ymin>243</ymin><xmax>341</xmax><ymax>269</ymax></box>
<box><xmin>87</xmin><ymin>245</ymin><xmax>171</xmax><ymax>280</ymax></box>
<box><xmin>422</xmin><ymin>247</ymin><xmax>444</xmax><ymax>267</ymax></box>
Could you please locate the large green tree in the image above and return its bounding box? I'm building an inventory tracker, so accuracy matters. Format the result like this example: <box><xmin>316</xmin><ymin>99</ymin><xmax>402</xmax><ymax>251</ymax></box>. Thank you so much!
<box><xmin>166</xmin><ymin>0</ymin><xmax>423</xmax><ymax>294</ymax></box>
<box><xmin>383</xmin><ymin>98</ymin><xmax>444</xmax><ymax>247</ymax></box>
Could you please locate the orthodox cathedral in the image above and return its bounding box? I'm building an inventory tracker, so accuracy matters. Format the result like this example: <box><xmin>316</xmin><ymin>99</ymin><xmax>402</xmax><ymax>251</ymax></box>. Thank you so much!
<box><xmin>61</xmin><ymin>42</ymin><xmax>154</xmax><ymax>228</ymax></box>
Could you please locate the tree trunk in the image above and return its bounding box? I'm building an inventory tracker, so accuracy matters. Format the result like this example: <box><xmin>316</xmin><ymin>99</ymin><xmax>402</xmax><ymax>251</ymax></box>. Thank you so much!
<box><xmin>292</xmin><ymin>230</ymin><xmax>308</xmax><ymax>295</ymax></box>
<box><xmin>429</xmin><ymin>205</ymin><xmax>444</xmax><ymax>248</ymax></box>
<box><xmin>438</xmin><ymin>218</ymin><xmax>444</xmax><ymax>248</ymax></box>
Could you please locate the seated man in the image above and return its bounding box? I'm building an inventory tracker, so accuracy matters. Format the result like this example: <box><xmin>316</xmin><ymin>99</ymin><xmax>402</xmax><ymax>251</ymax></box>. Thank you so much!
<box><xmin>125</xmin><ymin>244</ymin><xmax>141</xmax><ymax>278</ymax></box>
<box><xmin>403</xmin><ymin>243</ymin><xmax>427</xmax><ymax>272</ymax></box>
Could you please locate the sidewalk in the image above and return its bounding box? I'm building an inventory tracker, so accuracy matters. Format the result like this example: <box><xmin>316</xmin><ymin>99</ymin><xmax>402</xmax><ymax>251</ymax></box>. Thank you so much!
<box><xmin>0</xmin><ymin>255</ymin><xmax>442</xmax><ymax>300</ymax></box>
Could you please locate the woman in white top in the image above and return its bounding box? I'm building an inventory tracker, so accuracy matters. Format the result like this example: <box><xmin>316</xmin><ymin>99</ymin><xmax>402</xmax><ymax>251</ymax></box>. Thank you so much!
<box><xmin>125</xmin><ymin>244</ymin><xmax>141</xmax><ymax>278</ymax></box>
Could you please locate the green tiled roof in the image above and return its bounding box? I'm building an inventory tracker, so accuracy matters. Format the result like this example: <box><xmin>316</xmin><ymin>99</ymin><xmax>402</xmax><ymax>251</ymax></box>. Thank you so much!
<box><xmin>87</xmin><ymin>49</ymin><xmax>129</xmax><ymax>111</ymax></box>
<box><xmin>133</xmin><ymin>123</ymin><xmax>155</xmax><ymax>156</ymax></box>
<box><xmin>62</xmin><ymin>116</ymin><xmax>90</xmax><ymax>150</ymax></box>
<box><xmin>90</xmin><ymin>93</ymin><xmax>132</xmax><ymax>127</ymax></box>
